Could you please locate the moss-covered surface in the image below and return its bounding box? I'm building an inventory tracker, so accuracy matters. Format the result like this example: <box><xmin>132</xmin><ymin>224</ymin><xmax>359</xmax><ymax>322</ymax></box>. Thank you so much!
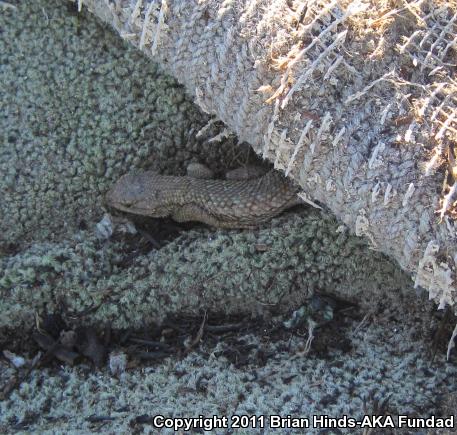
<box><xmin>0</xmin><ymin>0</ymin><xmax>236</xmax><ymax>250</ymax></box>
<box><xmin>0</xmin><ymin>0</ymin><xmax>412</xmax><ymax>333</ymax></box>
<box><xmin>0</xmin><ymin>1</ymin><xmax>456</xmax><ymax>432</ymax></box>
<box><xmin>0</xmin><ymin>210</ymin><xmax>412</xmax><ymax>331</ymax></box>
<box><xmin>1</xmin><ymin>303</ymin><xmax>457</xmax><ymax>433</ymax></box>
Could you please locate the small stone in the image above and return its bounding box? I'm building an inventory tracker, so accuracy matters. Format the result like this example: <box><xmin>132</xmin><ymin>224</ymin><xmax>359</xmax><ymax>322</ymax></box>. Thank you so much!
<box><xmin>109</xmin><ymin>351</ymin><xmax>128</xmax><ymax>376</ymax></box>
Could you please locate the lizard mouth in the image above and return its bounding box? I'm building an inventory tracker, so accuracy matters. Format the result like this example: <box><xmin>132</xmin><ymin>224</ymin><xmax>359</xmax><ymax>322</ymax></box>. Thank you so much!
<box><xmin>105</xmin><ymin>196</ymin><xmax>170</xmax><ymax>218</ymax></box>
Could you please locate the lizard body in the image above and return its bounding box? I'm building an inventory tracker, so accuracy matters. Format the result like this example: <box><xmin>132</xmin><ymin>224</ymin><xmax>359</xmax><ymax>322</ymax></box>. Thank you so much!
<box><xmin>106</xmin><ymin>170</ymin><xmax>302</xmax><ymax>229</ymax></box>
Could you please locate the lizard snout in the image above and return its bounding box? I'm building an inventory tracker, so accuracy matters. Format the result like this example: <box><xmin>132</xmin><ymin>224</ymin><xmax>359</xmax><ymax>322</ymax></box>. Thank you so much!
<box><xmin>105</xmin><ymin>171</ymin><xmax>168</xmax><ymax>217</ymax></box>
<box><xmin>105</xmin><ymin>173</ymin><xmax>146</xmax><ymax>208</ymax></box>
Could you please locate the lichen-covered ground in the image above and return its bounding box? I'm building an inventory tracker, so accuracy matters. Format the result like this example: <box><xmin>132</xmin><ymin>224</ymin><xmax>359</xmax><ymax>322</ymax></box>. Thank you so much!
<box><xmin>1</xmin><ymin>1</ymin><xmax>456</xmax><ymax>432</ymax></box>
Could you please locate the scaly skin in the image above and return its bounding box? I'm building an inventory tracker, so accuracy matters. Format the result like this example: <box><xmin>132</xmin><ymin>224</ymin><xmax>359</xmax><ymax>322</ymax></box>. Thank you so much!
<box><xmin>105</xmin><ymin>170</ymin><xmax>302</xmax><ymax>228</ymax></box>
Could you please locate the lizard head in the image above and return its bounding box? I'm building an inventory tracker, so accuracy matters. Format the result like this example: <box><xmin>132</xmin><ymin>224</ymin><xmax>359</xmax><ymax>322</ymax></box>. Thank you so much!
<box><xmin>105</xmin><ymin>171</ymin><xmax>173</xmax><ymax>218</ymax></box>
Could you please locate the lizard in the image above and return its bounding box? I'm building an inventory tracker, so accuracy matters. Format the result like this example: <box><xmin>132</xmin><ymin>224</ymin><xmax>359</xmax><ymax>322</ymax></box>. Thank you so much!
<box><xmin>105</xmin><ymin>166</ymin><xmax>303</xmax><ymax>229</ymax></box>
